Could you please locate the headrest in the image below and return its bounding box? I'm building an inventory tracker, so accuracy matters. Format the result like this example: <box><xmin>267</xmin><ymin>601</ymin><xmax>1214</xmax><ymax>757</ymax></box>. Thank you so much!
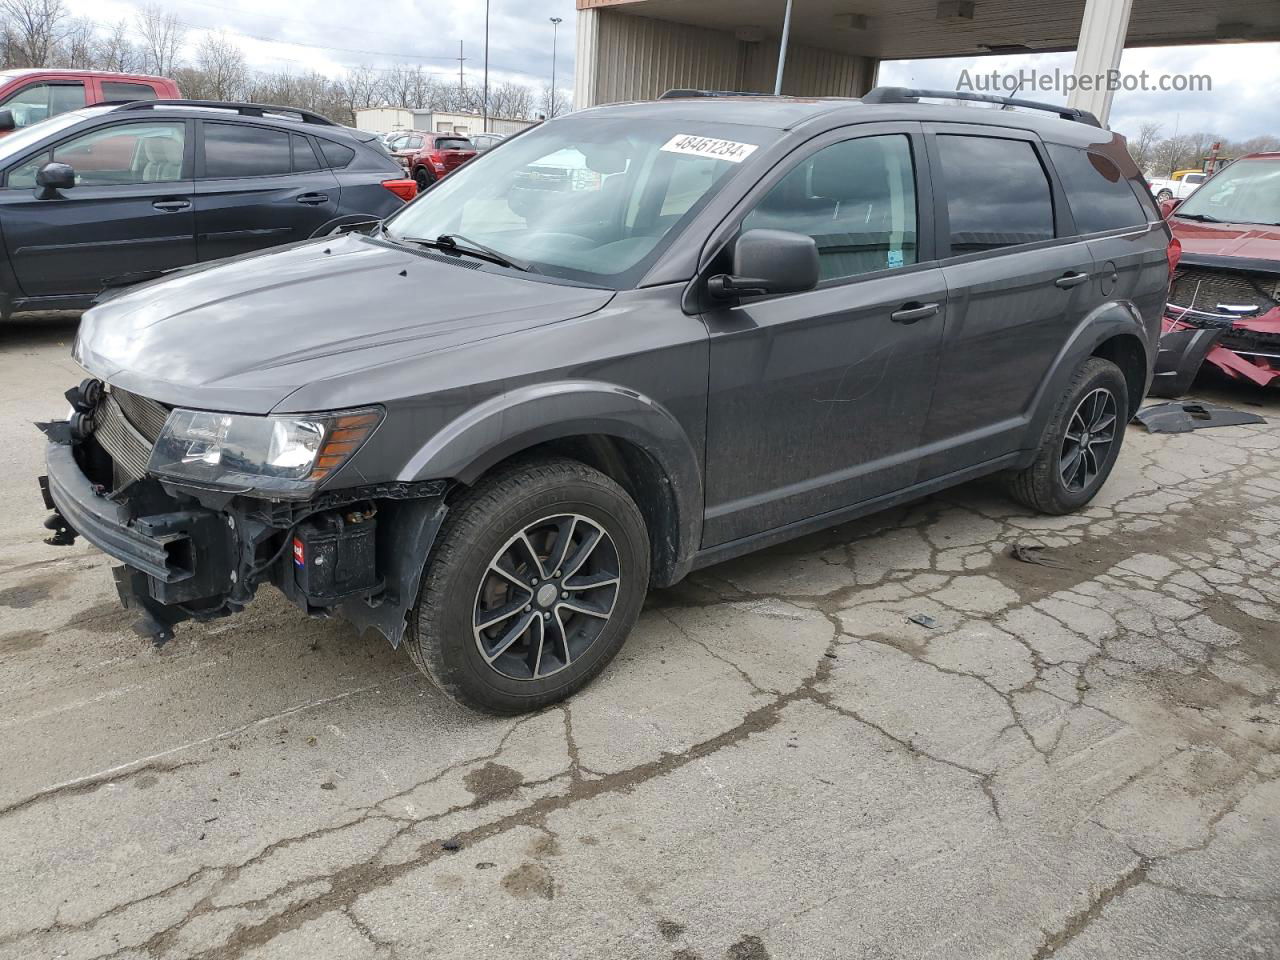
<box><xmin>143</xmin><ymin>138</ymin><xmax>181</xmax><ymax>162</ymax></box>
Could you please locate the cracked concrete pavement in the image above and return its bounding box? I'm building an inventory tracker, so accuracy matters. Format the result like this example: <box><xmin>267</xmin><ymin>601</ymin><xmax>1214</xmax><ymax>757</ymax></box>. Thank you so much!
<box><xmin>1</xmin><ymin>316</ymin><xmax>1277</xmax><ymax>960</ymax></box>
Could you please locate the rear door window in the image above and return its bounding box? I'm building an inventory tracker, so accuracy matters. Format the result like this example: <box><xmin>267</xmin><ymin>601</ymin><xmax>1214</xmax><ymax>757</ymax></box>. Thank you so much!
<box><xmin>100</xmin><ymin>81</ymin><xmax>158</xmax><ymax>102</ymax></box>
<box><xmin>1047</xmin><ymin>144</ymin><xmax>1148</xmax><ymax>233</ymax></box>
<box><xmin>291</xmin><ymin>134</ymin><xmax>321</xmax><ymax>172</ymax></box>
<box><xmin>203</xmin><ymin>122</ymin><xmax>291</xmax><ymax>178</ymax></box>
<box><xmin>938</xmin><ymin>135</ymin><xmax>1054</xmax><ymax>253</ymax></box>
<box><xmin>1</xmin><ymin>81</ymin><xmax>85</xmax><ymax>128</ymax></box>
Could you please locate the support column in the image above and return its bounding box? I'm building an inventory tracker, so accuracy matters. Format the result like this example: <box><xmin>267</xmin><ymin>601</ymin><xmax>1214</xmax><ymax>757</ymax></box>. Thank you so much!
<box><xmin>1066</xmin><ymin>0</ymin><xmax>1134</xmax><ymax>126</ymax></box>
<box><xmin>573</xmin><ymin>8</ymin><xmax>600</xmax><ymax>110</ymax></box>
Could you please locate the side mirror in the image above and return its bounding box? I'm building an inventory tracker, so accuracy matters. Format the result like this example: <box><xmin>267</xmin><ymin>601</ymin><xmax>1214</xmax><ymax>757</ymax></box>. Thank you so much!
<box><xmin>0</xmin><ymin>109</ymin><xmax>13</xmax><ymax>131</ymax></box>
<box><xmin>35</xmin><ymin>161</ymin><xmax>75</xmax><ymax>199</ymax></box>
<box><xmin>709</xmin><ymin>228</ymin><xmax>820</xmax><ymax>299</ymax></box>
<box><xmin>1159</xmin><ymin>198</ymin><xmax>1182</xmax><ymax>219</ymax></box>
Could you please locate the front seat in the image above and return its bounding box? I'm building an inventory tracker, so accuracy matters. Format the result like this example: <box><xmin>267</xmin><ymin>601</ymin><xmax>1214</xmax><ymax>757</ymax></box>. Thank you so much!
<box><xmin>140</xmin><ymin>138</ymin><xmax>182</xmax><ymax>182</ymax></box>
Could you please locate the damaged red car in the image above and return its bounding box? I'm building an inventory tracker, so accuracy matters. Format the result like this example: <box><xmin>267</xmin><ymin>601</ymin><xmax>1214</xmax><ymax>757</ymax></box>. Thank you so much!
<box><xmin>1154</xmin><ymin>153</ymin><xmax>1280</xmax><ymax>395</ymax></box>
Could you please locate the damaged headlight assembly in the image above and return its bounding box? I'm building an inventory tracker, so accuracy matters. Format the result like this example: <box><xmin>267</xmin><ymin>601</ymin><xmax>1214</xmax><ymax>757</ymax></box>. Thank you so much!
<box><xmin>148</xmin><ymin>407</ymin><xmax>383</xmax><ymax>497</ymax></box>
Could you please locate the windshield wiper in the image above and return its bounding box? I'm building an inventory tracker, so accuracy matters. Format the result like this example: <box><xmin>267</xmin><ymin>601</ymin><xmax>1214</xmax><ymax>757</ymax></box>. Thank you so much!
<box><xmin>1175</xmin><ymin>213</ymin><xmax>1223</xmax><ymax>223</ymax></box>
<box><xmin>398</xmin><ymin>233</ymin><xmax>535</xmax><ymax>273</ymax></box>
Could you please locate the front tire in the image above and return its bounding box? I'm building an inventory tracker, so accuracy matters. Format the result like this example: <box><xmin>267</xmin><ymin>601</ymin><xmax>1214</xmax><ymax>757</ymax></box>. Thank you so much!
<box><xmin>1005</xmin><ymin>357</ymin><xmax>1128</xmax><ymax>515</ymax></box>
<box><xmin>406</xmin><ymin>458</ymin><xmax>650</xmax><ymax>714</ymax></box>
<box><xmin>1156</xmin><ymin>188</ymin><xmax>1173</xmax><ymax>201</ymax></box>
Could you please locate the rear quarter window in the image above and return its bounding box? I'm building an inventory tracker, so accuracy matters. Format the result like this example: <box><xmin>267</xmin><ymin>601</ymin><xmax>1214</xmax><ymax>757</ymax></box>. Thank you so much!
<box><xmin>319</xmin><ymin>139</ymin><xmax>356</xmax><ymax>168</ymax></box>
<box><xmin>1047</xmin><ymin>143</ymin><xmax>1149</xmax><ymax>233</ymax></box>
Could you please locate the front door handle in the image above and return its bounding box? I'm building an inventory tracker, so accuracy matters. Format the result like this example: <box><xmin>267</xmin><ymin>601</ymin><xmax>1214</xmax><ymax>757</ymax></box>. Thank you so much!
<box><xmin>296</xmin><ymin>193</ymin><xmax>330</xmax><ymax>205</ymax></box>
<box><xmin>152</xmin><ymin>198</ymin><xmax>191</xmax><ymax>212</ymax></box>
<box><xmin>1054</xmin><ymin>271</ymin><xmax>1090</xmax><ymax>289</ymax></box>
<box><xmin>890</xmin><ymin>302</ymin><xmax>940</xmax><ymax>324</ymax></box>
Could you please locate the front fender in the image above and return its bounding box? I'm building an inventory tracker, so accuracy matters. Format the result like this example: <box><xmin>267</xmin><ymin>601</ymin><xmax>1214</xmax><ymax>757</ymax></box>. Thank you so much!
<box><xmin>400</xmin><ymin>380</ymin><xmax>704</xmax><ymax>579</ymax></box>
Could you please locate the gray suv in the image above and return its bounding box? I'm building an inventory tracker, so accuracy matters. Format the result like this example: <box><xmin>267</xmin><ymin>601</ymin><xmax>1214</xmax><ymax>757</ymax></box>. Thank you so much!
<box><xmin>39</xmin><ymin>88</ymin><xmax>1173</xmax><ymax>714</ymax></box>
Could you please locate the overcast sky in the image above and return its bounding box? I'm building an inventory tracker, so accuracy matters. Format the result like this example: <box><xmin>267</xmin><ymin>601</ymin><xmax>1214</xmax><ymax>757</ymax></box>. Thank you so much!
<box><xmin>65</xmin><ymin>0</ymin><xmax>580</xmax><ymax>92</ymax></box>
<box><xmin>881</xmin><ymin>43</ymin><xmax>1280</xmax><ymax>142</ymax></box>
<box><xmin>64</xmin><ymin>0</ymin><xmax>1280</xmax><ymax>141</ymax></box>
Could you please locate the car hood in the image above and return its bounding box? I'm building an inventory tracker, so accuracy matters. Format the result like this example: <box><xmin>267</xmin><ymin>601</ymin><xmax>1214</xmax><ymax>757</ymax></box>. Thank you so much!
<box><xmin>74</xmin><ymin>234</ymin><xmax>614</xmax><ymax>414</ymax></box>
<box><xmin>1170</xmin><ymin>219</ymin><xmax>1280</xmax><ymax>262</ymax></box>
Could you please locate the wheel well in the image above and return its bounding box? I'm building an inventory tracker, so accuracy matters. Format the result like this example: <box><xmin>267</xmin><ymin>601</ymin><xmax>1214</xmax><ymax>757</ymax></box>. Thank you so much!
<box><xmin>449</xmin><ymin>436</ymin><xmax>682</xmax><ymax>587</ymax></box>
<box><xmin>1091</xmin><ymin>334</ymin><xmax>1148</xmax><ymax>417</ymax></box>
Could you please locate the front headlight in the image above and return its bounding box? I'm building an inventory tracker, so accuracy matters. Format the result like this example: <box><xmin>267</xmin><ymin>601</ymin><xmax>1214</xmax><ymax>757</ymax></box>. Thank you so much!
<box><xmin>148</xmin><ymin>407</ymin><xmax>382</xmax><ymax>497</ymax></box>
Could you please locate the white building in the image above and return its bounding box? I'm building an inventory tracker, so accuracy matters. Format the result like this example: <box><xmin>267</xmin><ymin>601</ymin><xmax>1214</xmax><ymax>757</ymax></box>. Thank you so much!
<box><xmin>354</xmin><ymin>108</ymin><xmax>536</xmax><ymax>137</ymax></box>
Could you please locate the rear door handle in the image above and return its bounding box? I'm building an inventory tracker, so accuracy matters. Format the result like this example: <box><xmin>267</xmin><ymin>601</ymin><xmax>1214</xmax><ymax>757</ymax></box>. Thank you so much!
<box><xmin>296</xmin><ymin>193</ymin><xmax>330</xmax><ymax>205</ymax></box>
<box><xmin>152</xmin><ymin>198</ymin><xmax>190</xmax><ymax>212</ymax></box>
<box><xmin>890</xmin><ymin>302</ymin><xmax>940</xmax><ymax>324</ymax></box>
<box><xmin>1054</xmin><ymin>271</ymin><xmax>1090</xmax><ymax>289</ymax></box>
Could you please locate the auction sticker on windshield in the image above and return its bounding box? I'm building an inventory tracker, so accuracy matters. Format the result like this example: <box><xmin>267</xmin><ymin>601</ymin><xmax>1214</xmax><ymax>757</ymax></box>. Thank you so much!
<box><xmin>661</xmin><ymin>134</ymin><xmax>758</xmax><ymax>163</ymax></box>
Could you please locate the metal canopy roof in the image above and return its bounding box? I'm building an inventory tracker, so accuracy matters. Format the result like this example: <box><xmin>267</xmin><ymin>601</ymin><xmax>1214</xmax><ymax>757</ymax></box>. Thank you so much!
<box><xmin>576</xmin><ymin>0</ymin><xmax>1280</xmax><ymax>59</ymax></box>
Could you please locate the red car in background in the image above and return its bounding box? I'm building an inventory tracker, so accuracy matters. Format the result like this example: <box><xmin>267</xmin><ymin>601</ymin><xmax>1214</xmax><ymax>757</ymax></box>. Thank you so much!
<box><xmin>0</xmin><ymin>69</ymin><xmax>180</xmax><ymax>135</ymax></box>
<box><xmin>1154</xmin><ymin>153</ymin><xmax>1280</xmax><ymax>394</ymax></box>
<box><xmin>389</xmin><ymin>132</ymin><xmax>476</xmax><ymax>191</ymax></box>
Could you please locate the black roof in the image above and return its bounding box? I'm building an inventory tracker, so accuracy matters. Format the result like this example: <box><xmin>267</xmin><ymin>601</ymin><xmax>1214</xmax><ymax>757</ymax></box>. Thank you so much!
<box><xmin>570</xmin><ymin>90</ymin><xmax>1115</xmax><ymax>148</ymax></box>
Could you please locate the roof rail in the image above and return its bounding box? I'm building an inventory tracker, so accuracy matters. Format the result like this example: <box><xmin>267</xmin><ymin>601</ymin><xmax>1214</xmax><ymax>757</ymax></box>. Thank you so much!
<box><xmin>112</xmin><ymin>99</ymin><xmax>338</xmax><ymax>126</ymax></box>
<box><xmin>658</xmin><ymin>89</ymin><xmax>766</xmax><ymax>100</ymax></box>
<box><xmin>861</xmin><ymin>86</ymin><xmax>1101</xmax><ymax>127</ymax></box>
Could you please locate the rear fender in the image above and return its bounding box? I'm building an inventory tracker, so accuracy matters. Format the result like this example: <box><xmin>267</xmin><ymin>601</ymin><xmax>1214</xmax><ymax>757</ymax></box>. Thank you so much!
<box><xmin>1021</xmin><ymin>300</ymin><xmax>1152</xmax><ymax>461</ymax></box>
<box><xmin>401</xmin><ymin>380</ymin><xmax>704</xmax><ymax>581</ymax></box>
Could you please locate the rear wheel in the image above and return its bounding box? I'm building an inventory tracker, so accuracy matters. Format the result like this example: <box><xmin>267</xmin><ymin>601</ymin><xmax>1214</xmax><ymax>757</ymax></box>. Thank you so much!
<box><xmin>406</xmin><ymin>458</ymin><xmax>650</xmax><ymax>714</ymax></box>
<box><xmin>414</xmin><ymin>167</ymin><xmax>434</xmax><ymax>191</ymax></box>
<box><xmin>1006</xmin><ymin>357</ymin><xmax>1128</xmax><ymax>515</ymax></box>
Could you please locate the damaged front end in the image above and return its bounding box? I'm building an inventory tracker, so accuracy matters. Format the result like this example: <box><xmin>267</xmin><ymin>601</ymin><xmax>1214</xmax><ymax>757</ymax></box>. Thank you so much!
<box><xmin>1152</xmin><ymin>257</ymin><xmax>1280</xmax><ymax>396</ymax></box>
<box><xmin>38</xmin><ymin>379</ymin><xmax>447</xmax><ymax>647</ymax></box>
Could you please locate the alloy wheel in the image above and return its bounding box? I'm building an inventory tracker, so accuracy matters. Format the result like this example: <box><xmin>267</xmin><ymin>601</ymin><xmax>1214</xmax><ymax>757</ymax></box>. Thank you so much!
<box><xmin>1060</xmin><ymin>387</ymin><xmax>1118</xmax><ymax>493</ymax></box>
<box><xmin>472</xmin><ymin>514</ymin><xmax>620</xmax><ymax>681</ymax></box>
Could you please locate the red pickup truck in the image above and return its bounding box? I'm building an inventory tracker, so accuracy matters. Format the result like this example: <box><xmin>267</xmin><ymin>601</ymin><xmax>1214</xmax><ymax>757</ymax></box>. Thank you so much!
<box><xmin>0</xmin><ymin>69</ymin><xmax>181</xmax><ymax>134</ymax></box>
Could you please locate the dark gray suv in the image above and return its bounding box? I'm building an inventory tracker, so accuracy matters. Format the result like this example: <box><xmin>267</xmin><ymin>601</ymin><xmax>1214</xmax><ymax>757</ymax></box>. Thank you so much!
<box><xmin>0</xmin><ymin>100</ymin><xmax>412</xmax><ymax>318</ymax></box>
<box><xmin>39</xmin><ymin>88</ymin><xmax>1173</xmax><ymax>714</ymax></box>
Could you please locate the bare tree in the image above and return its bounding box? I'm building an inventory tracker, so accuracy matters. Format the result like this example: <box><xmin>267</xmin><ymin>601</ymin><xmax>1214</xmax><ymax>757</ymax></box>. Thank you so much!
<box><xmin>489</xmin><ymin>80</ymin><xmax>534</xmax><ymax>119</ymax></box>
<box><xmin>136</xmin><ymin>3</ymin><xmax>184</xmax><ymax>76</ymax></box>
<box><xmin>540</xmin><ymin>84</ymin><xmax>570</xmax><ymax>118</ymax></box>
<box><xmin>194</xmin><ymin>30</ymin><xmax>247</xmax><ymax>100</ymax></box>
<box><xmin>1126</xmin><ymin>120</ymin><xmax>1162</xmax><ymax>173</ymax></box>
<box><xmin>333</xmin><ymin>65</ymin><xmax>382</xmax><ymax>124</ymax></box>
<box><xmin>2</xmin><ymin>0</ymin><xmax>68</xmax><ymax>67</ymax></box>
<box><xmin>56</xmin><ymin>16</ymin><xmax>98</xmax><ymax>67</ymax></box>
<box><xmin>95</xmin><ymin>18</ymin><xmax>141</xmax><ymax>73</ymax></box>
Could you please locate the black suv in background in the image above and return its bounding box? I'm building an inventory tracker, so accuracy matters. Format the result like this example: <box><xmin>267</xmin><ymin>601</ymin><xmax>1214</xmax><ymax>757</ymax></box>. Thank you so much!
<box><xmin>0</xmin><ymin>100</ymin><xmax>414</xmax><ymax>318</ymax></box>
<box><xmin>40</xmin><ymin>88</ymin><xmax>1172</xmax><ymax>714</ymax></box>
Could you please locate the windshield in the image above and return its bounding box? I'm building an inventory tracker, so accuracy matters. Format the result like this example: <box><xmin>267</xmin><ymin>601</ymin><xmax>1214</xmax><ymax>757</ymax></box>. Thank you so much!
<box><xmin>384</xmin><ymin>115</ymin><xmax>776</xmax><ymax>287</ymax></box>
<box><xmin>0</xmin><ymin>106</ymin><xmax>108</xmax><ymax>164</ymax></box>
<box><xmin>1175</xmin><ymin>158</ymin><xmax>1280</xmax><ymax>225</ymax></box>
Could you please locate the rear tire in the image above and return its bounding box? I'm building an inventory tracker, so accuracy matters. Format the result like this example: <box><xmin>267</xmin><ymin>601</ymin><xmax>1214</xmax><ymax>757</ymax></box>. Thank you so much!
<box><xmin>1005</xmin><ymin>357</ymin><xmax>1128</xmax><ymax>515</ymax></box>
<box><xmin>406</xmin><ymin>458</ymin><xmax>650</xmax><ymax>714</ymax></box>
<box><xmin>414</xmin><ymin>167</ymin><xmax>434</xmax><ymax>191</ymax></box>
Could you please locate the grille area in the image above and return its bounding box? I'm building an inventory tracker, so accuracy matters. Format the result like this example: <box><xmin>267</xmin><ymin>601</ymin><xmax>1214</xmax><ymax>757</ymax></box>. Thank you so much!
<box><xmin>112</xmin><ymin>388</ymin><xmax>170</xmax><ymax>443</ymax></box>
<box><xmin>93</xmin><ymin>392</ymin><xmax>154</xmax><ymax>485</ymax></box>
<box><xmin>1169</xmin><ymin>267</ymin><xmax>1280</xmax><ymax>321</ymax></box>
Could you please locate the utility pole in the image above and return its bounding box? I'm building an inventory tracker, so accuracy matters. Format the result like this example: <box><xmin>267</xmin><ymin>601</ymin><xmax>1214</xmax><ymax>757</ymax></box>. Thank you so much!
<box><xmin>549</xmin><ymin>17</ymin><xmax>562</xmax><ymax>117</ymax></box>
<box><xmin>483</xmin><ymin>0</ymin><xmax>490</xmax><ymax>131</ymax></box>
<box><xmin>457</xmin><ymin>40</ymin><xmax>466</xmax><ymax>107</ymax></box>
